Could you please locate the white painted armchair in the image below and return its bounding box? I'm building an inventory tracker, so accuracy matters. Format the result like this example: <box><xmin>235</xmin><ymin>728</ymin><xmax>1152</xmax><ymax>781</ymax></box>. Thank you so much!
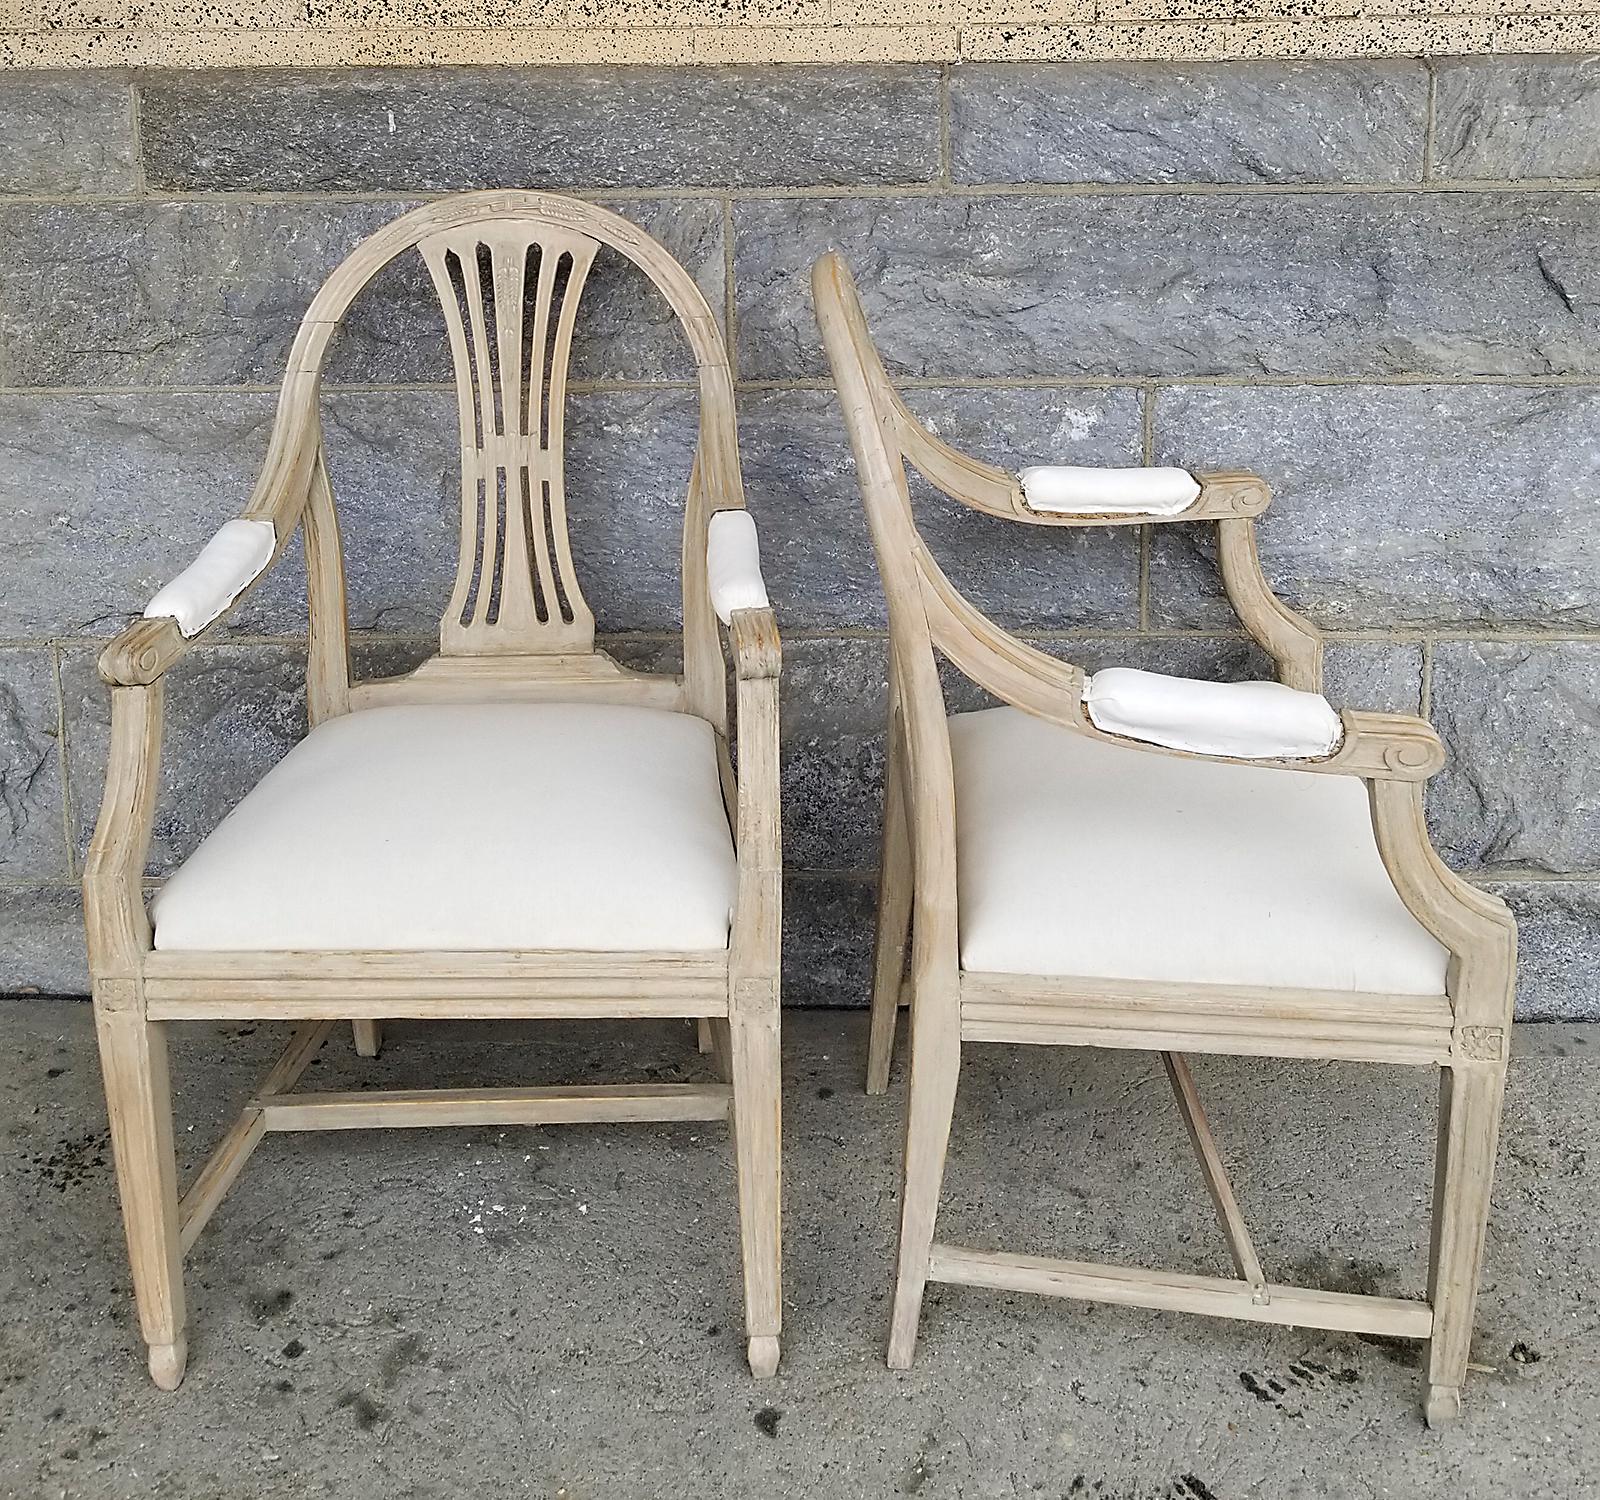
<box><xmin>84</xmin><ymin>193</ymin><xmax>782</xmax><ymax>1388</ymax></box>
<box><xmin>813</xmin><ymin>253</ymin><xmax>1515</xmax><ymax>1428</ymax></box>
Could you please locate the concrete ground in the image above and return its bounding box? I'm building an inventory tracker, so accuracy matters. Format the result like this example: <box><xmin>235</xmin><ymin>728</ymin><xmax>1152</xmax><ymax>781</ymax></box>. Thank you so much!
<box><xmin>0</xmin><ymin>1003</ymin><xmax>1595</xmax><ymax>1500</ymax></box>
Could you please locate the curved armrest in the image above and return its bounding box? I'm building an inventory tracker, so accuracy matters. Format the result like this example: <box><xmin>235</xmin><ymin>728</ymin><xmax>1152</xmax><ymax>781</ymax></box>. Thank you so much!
<box><xmin>1079</xmin><ymin>669</ymin><xmax>1444</xmax><ymax>780</ymax></box>
<box><xmin>144</xmin><ymin>518</ymin><xmax>276</xmax><ymax>637</ymax></box>
<box><xmin>892</xmin><ymin>389</ymin><xmax>1274</xmax><ymax>528</ymax></box>
<box><xmin>707</xmin><ymin>508</ymin><xmax>770</xmax><ymax>624</ymax></box>
<box><xmin>1074</xmin><ymin>698</ymin><xmax>1442</xmax><ymax>783</ymax></box>
<box><xmin>1084</xmin><ymin>668</ymin><xmax>1343</xmax><ymax>761</ymax></box>
<box><xmin>101</xmin><ymin>517</ymin><xmax>286</xmax><ymax>686</ymax></box>
<box><xmin>1008</xmin><ymin>466</ymin><xmax>1273</xmax><ymax>526</ymax></box>
<box><xmin>1019</xmin><ymin>464</ymin><xmax>1200</xmax><ymax>517</ymax></box>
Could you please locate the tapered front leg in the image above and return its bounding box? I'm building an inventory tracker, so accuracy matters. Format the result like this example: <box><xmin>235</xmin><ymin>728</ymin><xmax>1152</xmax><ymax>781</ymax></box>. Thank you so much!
<box><xmin>95</xmin><ymin>996</ymin><xmax>187</xmax><ymax>1389</ymax></box>
<box><xmin>867</xmin><ymin>734</ymin><xmax>912</xmax><ymax>1096</ymax></box>
<box><xmin>729</xmin><ymin>981</ymin><xmax>782</xmax><ymax>1378</ymax></box>
<box><xmin>887</xmin><ymin>983</ymin><xmax>960</xmax><ymax>1369</ymax></box>
<box><xmin>1424</xmin><ymin>1060</ymin><xmax>1507</xmax><ymax>1428</ymax></box>
<box><xmin>351</xmin><ymin>1020</ymin><xmax>383</xmax><ymax>1058</ymax></box>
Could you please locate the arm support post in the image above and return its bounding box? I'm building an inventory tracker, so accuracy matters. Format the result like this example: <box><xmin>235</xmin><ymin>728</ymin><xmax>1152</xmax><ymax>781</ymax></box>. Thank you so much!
<box><xmin>1216</xmin><ymin>513</ymin><xmax>1324</xmax><ymax>693</ymax></box>
<box><xmin>83</xmin><ymin>681</ymin><xmax>164</xmax><ymax>976</ymax></box>
<box><xmin>727</xmin><ymin>605</ymin><xmax>783</xmax><ymax>986</ymax></box>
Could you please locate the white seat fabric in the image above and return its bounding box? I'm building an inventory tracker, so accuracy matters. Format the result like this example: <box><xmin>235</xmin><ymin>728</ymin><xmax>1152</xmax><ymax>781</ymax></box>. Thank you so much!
<box><xmin>1085</xmin><ymin>667</ymin><xmax>1344</xmax><ymax>761</ymax></box>
<box><xmin>1017</xmin><ymin>465</ymin><xmax>1200</xmax><ymax>516</ymax></box>
<box><xmin>152</xmin><ymin>703</ymin><xmax>739</xmax><ymax>953</ymax></box>
<box><xmin>950</xmin><ymin>707</ymin><xmax>1449</xmax><ymax>995</ymax></box>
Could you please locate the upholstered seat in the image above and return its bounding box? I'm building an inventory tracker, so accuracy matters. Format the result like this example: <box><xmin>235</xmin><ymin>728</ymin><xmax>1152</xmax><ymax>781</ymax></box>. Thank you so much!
<box><xmin>950</xmin><ymin>707</ymin><xmax>1449</xmax><ymax>994</ymax></box>
<box><xmin>152</xmin><ymin>702</ymin><xmax>739</xmax><ymax>953</ymax></box>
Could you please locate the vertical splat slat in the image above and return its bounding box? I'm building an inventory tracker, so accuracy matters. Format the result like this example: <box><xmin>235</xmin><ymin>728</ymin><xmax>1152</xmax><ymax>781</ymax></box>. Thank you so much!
<box><xmin>543</xmin><ymin>242</ymin><xmax>598</xmax><ymax>631</ymax></box>
<box><xmin>522</xmin><ymin>250</ymin><xmax>566</xmax><ymax>626</ymax></box>
<box><xmin>523</xmin><ymin>241</ymin><xmax>559</xmax><ymax>444</ymax></box>
<box><xmin>484</xmin><ymin>235</ymin><xmax>541</xmax><ymax>637</ymax></box>
<box><xmin>422</xmin><ymin>244</ymin><xmax>489</xmax><ymax>638</ymax></box>
<box><xmin>455</xmin><ymin>246</ymin><xmax>507</xmax><ymax>632</ymax></box>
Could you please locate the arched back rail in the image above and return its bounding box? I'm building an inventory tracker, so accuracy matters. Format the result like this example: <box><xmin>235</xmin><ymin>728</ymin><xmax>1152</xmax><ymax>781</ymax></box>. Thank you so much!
<box><xmin>236</xmin><ymin>192</ymin><xmax>743</xmax><ymax>722</ymax></box>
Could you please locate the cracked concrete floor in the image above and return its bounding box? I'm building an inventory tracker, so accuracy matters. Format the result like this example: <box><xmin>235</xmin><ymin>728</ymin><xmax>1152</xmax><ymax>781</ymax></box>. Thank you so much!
<box><xmin>1</xmin><ymin>1002</ymin><xmax>1595</xmax><ymax>1499</ymax></box>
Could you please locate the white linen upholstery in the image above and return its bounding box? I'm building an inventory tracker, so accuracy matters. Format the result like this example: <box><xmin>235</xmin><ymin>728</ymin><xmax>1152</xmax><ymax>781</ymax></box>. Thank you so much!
<box><xmin>152</xmin><ymin>703</ymin><xmax>739</xmax><ymax>952</ymax></box>
<box><xmin>1017</xmin><ymin>465</ymin><xmax>1201</xmax><ymax>517</ymax></box>
<box><xmin>706</xmin><ymin>509</ymin><xmax>769</xmax><ymax>624</ymax></box>
<box><xmin>144</xmin><ymin>519</ymin><xmax>276</xmax><ymax>637</ymax></box>
<box><xmin>950</xmin><ymin>707</ymin><xmax>1449</xmax><ymax>994</ymax></box>
<box><xmin>1085</xmin><ymin>667</ymin><xmax>1344</xmax><ymax>761</ymax></box>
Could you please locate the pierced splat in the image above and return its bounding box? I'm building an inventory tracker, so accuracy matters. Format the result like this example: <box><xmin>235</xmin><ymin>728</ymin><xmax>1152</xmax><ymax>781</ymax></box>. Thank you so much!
<box><xmin>420</xmin><ymin>224</ymin><xmax>600</xmax><ymax>657</ymax></box>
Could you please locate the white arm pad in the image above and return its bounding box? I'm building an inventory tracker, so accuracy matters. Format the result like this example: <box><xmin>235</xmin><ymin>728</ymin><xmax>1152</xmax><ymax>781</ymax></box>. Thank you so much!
<box><xmin>143</xmin><ymin>518</ymin><xmax>276</xmax><ymax>638</ymax></box>
<box><xmin>1085</xmin><ymin>667</ymin><xmax>1344</xmax><ymax>761</ymax></box>
<box><xmin>1018</xmin><ymin>465</ymin><xmax>1201</xmax><ymax>517</ymax></box>
<box><xmin>707</xmin><ymin>509</ymin><xmax>770</xmax><ymax>625</ymax></box>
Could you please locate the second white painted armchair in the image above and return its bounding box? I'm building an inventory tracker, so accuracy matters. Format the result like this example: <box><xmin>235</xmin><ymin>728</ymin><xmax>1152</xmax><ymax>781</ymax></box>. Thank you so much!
<box><xmin>813</xmin><ymin>251</ymin><xmax>1516</xmax><ymax>1430</ymax></box>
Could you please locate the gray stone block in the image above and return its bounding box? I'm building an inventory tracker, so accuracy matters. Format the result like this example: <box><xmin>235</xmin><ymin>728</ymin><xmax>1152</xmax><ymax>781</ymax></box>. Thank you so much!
<box><xmin>62</xmin><ymin>643</ymin><xmax>308</xmax><ymax>875</ymax></box>
<box><xmin>0</xmin><ymin>392</ymin><xmax>289</xmax><ymax>639</ymax></box>
<box><xmin>0</xmin><ymin>388</ymin><xmax>704</xmax><ymax>639</ymax></box>
<box><xmin>559</xmin><ymin>389</ymin><xmax>704</xmax><ymax>631</ymax></box>
<box><xmin>1322</xmin><ymin>642</ymin><xmax>1424</xmax><ymax>716</ymax></box>
<box><xmin>138</xmin><ymin>67</ymin><xmax>940</xmax><ymax>193</ymax></box>
<box><xmin>1487</xmin><ymin>880</ymin><xmax>1600</xmax><ymax>1022</ymax></box>
<box><xmin>950</xmin><ymin>61</ymin><xmax>1427</xmax><ymax>186</ymax></box>
<box><xmin>780</xmin><ymin>636</ymin><xmax>889</xmax><ymax>873</ymax></box>
<box><xmin>1434</xmin><ymin>57</ymin><xmax>1600</xmax><ymax>183</ymax></box>
<box><xmin>783</xmin><ymin>874</ymin><xmax>876</xmax><ymax>1009</ymax></box>
<box><xmin>0</xmin><ymin>887</ymin><xmax>88</xmax><ymax>996</ymax></box>
<box><xmin>739</xmin><ymin>385</ymin><xmax>1143</xmax><ymax>630</ymax></box>
<box><xmin>732</xmin><ymin>192</ymin><xmax>1600</xmax><ymax>381</ymax></box>
<box><xmin>0</xmin><ymin>650</ymin><xmax>68</xmax><ymax>880</ymax></box>
<box><xmin>1148</xmin><ymin>384</ymin><xmax>1600</xmax><ymax>630</ymax></box>
<box><xmin>0</xmin><ymin>196</ymin><xmax>723</xmax><ymax>388</ymax></box>
<box><xmin>1428</xmin><ymin>640</ymin><xmax>1600</xmax><ymax>874</ymax></box>
<box><xmin>0</xmin><ymin>73</ymin><xmax>137</xmax><ymax>196</ymax></box>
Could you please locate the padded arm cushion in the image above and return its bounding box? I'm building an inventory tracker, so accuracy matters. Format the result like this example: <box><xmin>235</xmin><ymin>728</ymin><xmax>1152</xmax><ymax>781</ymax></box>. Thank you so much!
<box><xmin>707</xmin><ymin>509</ymin><xmax>770</xmax><ymax>625</ymax></box>
<box><xmin>143</xmin><ymin>519</ymin><xmax>276</xmax><ymax>637</ymax></box>
<box><xmin>1085</xmin><ymin>667</ymin><xmax>1344</xmax><ymax>761</ymax></box>
<box><xmin>1018</xmin><ymin>465</ymin><xmax>1201</xmax><ymax>517</ymax></box>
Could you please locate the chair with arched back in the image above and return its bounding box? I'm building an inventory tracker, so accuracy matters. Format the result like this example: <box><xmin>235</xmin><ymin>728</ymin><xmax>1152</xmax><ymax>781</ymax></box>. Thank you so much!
<box><xmin>84</xmin><ymin>192</ymin><xmax>783</xmax><ymax>1387</ymax></box>
<box><xmin>812</xmin><ymin>251</ymin><xmax>1515</xmax><ymax>1428</ymax></box>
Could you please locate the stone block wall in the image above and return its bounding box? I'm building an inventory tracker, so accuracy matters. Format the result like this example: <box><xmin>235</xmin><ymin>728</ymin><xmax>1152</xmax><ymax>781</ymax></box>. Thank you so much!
<box><xmin>1</xmin><ymin>58</ymin><xmax>1596</xmax><ymax>1016</ymax></box>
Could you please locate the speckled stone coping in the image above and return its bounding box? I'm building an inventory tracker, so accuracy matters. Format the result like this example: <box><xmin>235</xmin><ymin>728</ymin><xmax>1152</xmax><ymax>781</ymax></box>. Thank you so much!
<box><xmin>4</xmin><ymin>4</ymin><xmax>1600</xmax><ymax>68</ymax></box>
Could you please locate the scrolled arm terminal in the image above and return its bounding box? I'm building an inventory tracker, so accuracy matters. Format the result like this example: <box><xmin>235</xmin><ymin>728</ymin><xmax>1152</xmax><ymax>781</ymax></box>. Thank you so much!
<box><xmin>100</xmin><ymin>518</ymin><xmax>280</xmax><ymax>687</ymax></box>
